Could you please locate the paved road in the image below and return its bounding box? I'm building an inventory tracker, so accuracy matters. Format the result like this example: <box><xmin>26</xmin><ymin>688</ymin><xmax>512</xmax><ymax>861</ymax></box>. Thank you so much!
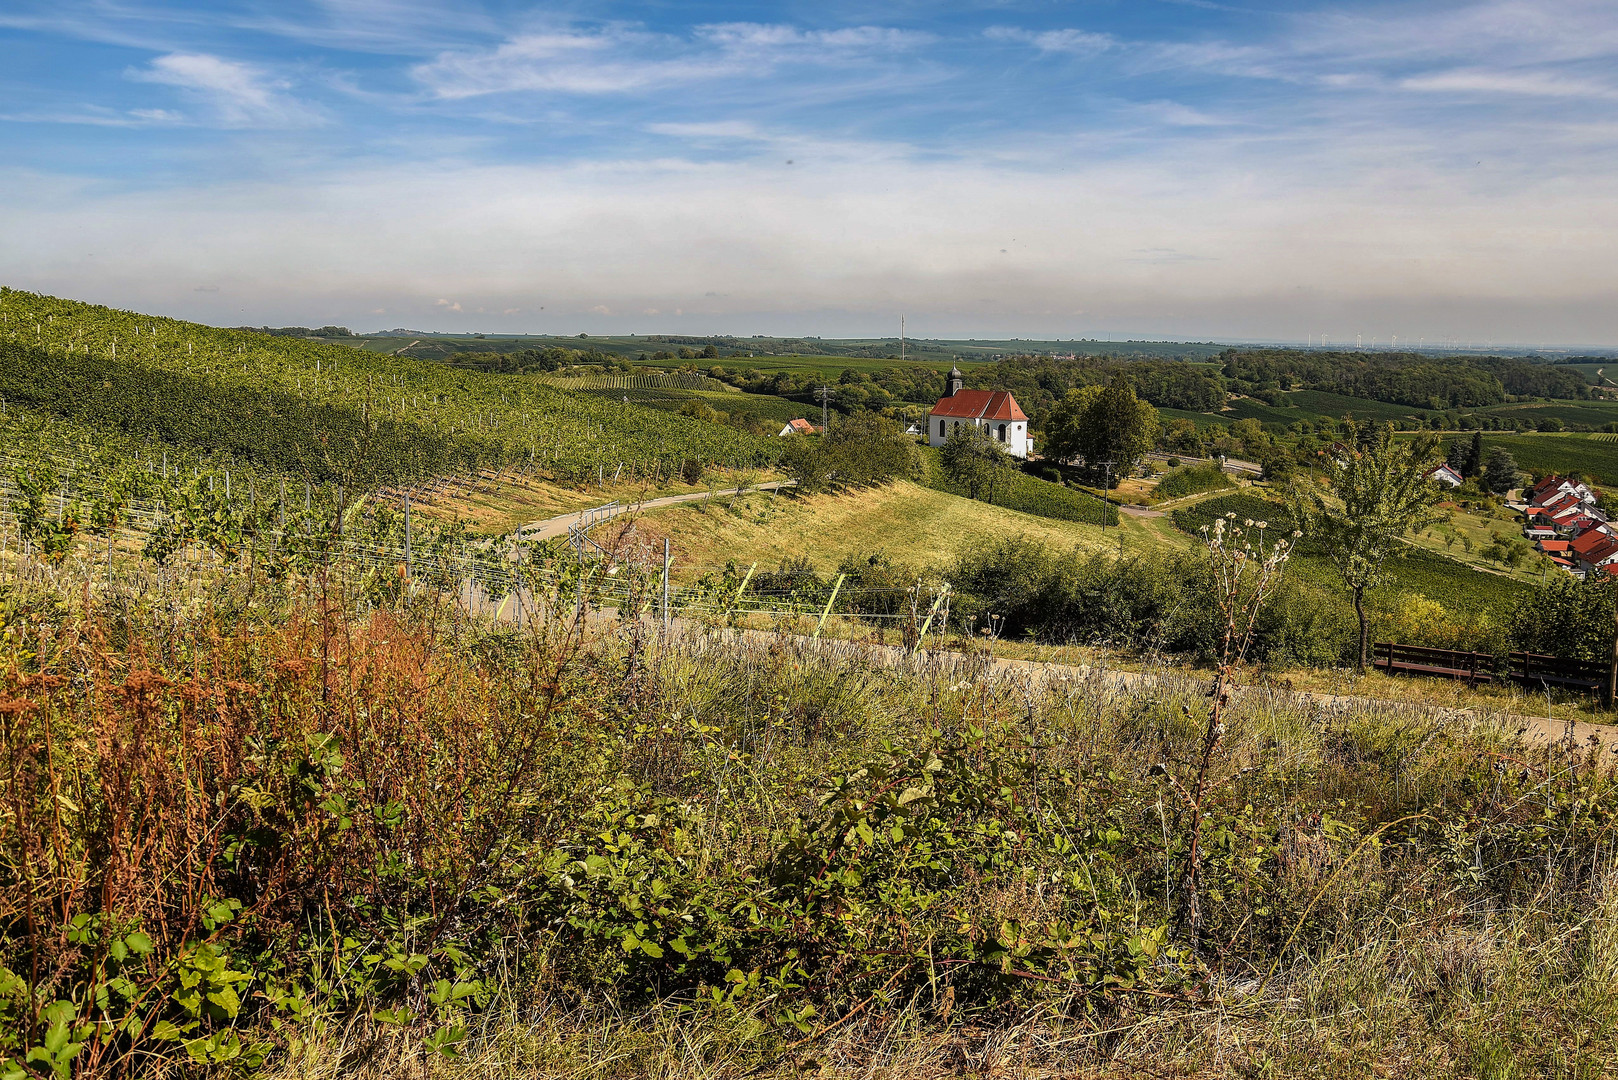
<box><xmin>513</xmin><ymin>481</ymin><xmax>797</xmax><ymax>540</ymax></box>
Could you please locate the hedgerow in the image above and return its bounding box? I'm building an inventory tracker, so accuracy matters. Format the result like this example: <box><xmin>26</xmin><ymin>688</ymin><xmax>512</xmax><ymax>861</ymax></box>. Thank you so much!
<box><xmin>919</xmin><ymin>448</ymin><xmax>1118</xmax><ymax>525</ymax></box>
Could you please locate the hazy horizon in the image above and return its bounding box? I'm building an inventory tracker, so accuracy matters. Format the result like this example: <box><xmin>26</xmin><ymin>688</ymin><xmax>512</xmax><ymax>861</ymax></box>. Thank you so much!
<box><xmin>5</xmin><ymin>1</ymin><xmax>1617</xmax><ymax>345</ymax></box>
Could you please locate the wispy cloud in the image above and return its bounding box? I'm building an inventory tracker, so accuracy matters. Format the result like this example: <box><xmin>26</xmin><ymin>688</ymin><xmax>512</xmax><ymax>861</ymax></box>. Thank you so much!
<box><xmin>412</xmin><ymin>21</ymin><xmax>934</xmax><ymax>100</ymax></box>
<box><xmin>645</xmin><ymin>120</ymin><xmax>767</xmax><ymax>140</ymax></box>
<box><xmin>1399</xmin><ymin>68</ymin><xmax>1618</xmax><ymax>101</ymax></box>
<box><xmin>0</xmin><ymin>105</ymin><xmax>185</xmax><ymax>127</ymax></box>
<box><xmin>984</xmin><ymin>26</ymin><xmax>1115</xmax><ymax>56</ymax></box>
<box><xmin>128</xmin><ymin>52</ymin><xmax>324</xmax><ymax>127</ymax></box>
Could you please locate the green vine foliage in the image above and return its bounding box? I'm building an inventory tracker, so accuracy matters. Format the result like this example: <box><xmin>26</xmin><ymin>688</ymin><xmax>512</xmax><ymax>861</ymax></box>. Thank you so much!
<box><xmin>0</xmin><ymin>289</ymin><xmax>771</xmax><ymax>489</ymax></box>
<box><xmin>8</xmin><ymin>465</ymin><xmax>80</xmax><ymax>566</ymax></box>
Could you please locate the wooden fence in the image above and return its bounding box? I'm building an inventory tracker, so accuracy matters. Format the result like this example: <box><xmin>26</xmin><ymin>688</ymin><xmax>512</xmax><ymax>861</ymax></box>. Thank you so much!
<box><xmin>1373</xmin><ymin>642</ymin><xmax>1610</xmax><ymax>698</ymax></box>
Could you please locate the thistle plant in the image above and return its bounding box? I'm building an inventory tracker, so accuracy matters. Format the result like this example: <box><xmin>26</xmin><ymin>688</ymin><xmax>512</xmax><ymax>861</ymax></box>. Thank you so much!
<box><xmin>1155</xmin><ymin>512</ymin><xmax>1297</xmax><ymax>950</ymax></box>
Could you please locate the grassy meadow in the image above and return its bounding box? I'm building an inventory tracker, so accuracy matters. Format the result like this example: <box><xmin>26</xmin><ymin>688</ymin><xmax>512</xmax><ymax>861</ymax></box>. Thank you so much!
<box><xmin>5</xmin><ymin>561</ymin><xmax>1618</xmax><ymax>1079</ymax></box>
<box><xmin>620</xmin><ymin>480</ymin><xmax>1118</xmax><ymax>578</ymax></box>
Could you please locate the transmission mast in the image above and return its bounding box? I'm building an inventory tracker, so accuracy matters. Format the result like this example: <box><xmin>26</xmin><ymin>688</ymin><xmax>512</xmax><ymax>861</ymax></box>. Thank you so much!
<box><xmin>815</xmin><ymin>385</ymin><xmax>833</xmax><ymax>431</ymax></box>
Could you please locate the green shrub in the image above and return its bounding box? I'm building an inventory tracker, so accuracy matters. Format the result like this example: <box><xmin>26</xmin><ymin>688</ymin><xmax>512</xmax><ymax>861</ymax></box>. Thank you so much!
<box><xmin>922</xmin><ymin>449</ymin><xmax>1118</xmax><ymax>525</ymax></box>
<box><xmin>1155</xmin><ymin>463</ymin><xmax>1234</xmax><ymax>500</ymax></box>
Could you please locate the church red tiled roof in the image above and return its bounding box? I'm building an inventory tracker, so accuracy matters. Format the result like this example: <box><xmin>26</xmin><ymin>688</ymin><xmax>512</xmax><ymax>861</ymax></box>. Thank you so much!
<box><xmin>929</xmin><ymin>390</ymin><xmax>1027</xmax><ymax>421</ymax></box>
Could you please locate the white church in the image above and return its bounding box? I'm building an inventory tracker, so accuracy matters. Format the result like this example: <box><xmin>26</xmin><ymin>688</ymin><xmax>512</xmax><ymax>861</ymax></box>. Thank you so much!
<box><xmin>928</xmin><ymin>366</ymin><xmax>1031</xmax><ymax>458</ymax></box>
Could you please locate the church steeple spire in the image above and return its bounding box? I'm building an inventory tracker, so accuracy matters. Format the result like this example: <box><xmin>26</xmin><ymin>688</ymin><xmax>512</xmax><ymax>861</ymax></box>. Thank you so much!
<box><xmin>947</xmin><ymin>364</ymin><xmax>963</xmax><ymax>397</ymax></box>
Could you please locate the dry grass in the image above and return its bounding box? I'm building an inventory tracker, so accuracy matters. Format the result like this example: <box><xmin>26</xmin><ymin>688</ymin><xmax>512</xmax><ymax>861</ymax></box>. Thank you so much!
<box><xmin>614</xmin><ymin>481</ymin><xmax>1118</xmax><ymax>577</ymax></box>
<box><xmin>406</xmin><ymin>467</ymin><xmax>783</xmax><ymax>536</ymax></box>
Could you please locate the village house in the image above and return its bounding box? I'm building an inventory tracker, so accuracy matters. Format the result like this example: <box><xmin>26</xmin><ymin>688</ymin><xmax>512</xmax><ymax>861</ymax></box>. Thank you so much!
<box><xmin>1569</xmin><ymin>528</ymin><xmax>1618</xmax><ymax>576</ymax></box>
<box><xmin>1517</xmin><ymin>475</ymin><xmax>1609</xmax><ymax>572</ymax></box>
<box><xmin>777</xmin><ymin>418</ymin><xmax>821</xmax><ymax>437</ymax></box>
<box><xmin>1425</xmin><ymin>463</ymin><xmax>1464</xmax><ymax>488</ymax></box>
<box><xmin>928</xmin><ymin>366</ymin><xmax>1031</xmax><ymax>458</ymax></box>
<box><xmin>1529</xmin><ymin>474</ymin><xmax>1597</xmax><ymax>508</ymax></box>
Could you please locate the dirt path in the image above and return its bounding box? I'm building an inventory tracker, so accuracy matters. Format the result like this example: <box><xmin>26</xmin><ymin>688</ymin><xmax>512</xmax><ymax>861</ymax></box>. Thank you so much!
<box><xmin>490</xmin><ymin>596</ymin><xmax>1618</xmax><ymax>751</ymax></box>
<box><xmin>682</xmin><ymin>622</ymin><xmax>1618</xmax><ymax>751</ymax></box>
<box><xmin>513</xmin><ymin>481</ymin><xmax>797</xmax><ymax>541</ymax></box>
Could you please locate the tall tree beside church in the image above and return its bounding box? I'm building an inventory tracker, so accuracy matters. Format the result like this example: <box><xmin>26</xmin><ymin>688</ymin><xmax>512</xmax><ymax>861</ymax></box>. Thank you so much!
<box><xmin>1044</xmin><ymin>373</ymin><xmax>1159</xmax><ymax>484</ymax></box>
<box><xmin>1484</xmin><ymin>447</ymin><xmax>1522</xmax><ymax>494</ymax></box>
<box><xmin>1464</xmin><ymin>430</ymin><xmax>1484</xmax><ymax>477</ymax></box>
<box><xmin>1288</xmin><ymin>421</ymin><xmax>1443</xmax><ymax>672</ymax></box>
<box><xmin>1446</xmin><ymin>437</ymin><xmax>1468</xmax><ymax>475</ymax></box>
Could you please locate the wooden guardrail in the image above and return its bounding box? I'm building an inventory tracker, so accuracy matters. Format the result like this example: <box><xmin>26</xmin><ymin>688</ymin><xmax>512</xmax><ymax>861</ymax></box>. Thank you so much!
<box><xmin>1372</xmin><ymin>643</ymin><xmax>1493</xmax><ymax>686</ymax></box>
<box><xmin>1373</xmin><ymin>643</ymin><xmax>1611</xmax><ymax>698</ymax></box>
<box><xmin>1504</xmin><ymin>651</ymin><xmax>1608</xmax><ymax>693</ymax></box>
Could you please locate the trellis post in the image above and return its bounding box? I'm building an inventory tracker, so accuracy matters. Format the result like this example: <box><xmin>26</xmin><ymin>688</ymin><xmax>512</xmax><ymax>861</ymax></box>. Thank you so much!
<box><xmin>813</xmin><ymin>574</ymin><xmax>846</xmax><ymax>640</ymax></box>
<box><xmin>913</xmin><ymin>584</ymin><xmax>950</xmax><ymax>656</ymax></box>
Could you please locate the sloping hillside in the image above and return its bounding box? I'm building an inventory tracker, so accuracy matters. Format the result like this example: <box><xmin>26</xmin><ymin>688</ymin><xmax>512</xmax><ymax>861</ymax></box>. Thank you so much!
<box><xmin>0</xmin><ymin>288</ymin><xmax>766</xmax><ymax>487</ymax></box>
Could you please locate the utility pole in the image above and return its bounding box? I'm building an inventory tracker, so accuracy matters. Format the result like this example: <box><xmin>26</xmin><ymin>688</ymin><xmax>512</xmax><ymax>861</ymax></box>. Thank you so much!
<box><xmin>815</xmin><ymin>385</ymin><xmax>833</xmax><ymax>431</ymax></box>
<box><xmin>1608</xmin><ymin>578</ymin><xmax>1618</xmax><ymax>709</ymax></box>
<box><xmin>1099</xmin><ymin>460</ymin><xmax>1116</xmax><ymax>535</ymax></box>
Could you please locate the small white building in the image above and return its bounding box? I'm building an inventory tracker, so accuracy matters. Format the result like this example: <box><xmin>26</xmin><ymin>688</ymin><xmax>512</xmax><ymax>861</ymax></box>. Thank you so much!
<box><xmin>927</xmin><ymin>367</ymin><xmax>1031</xmax><ymax>458</ymax></box>
<box><xmin>778</xmin><ymin>418</ymin><xmax>820</xmax><ymax>437</ymax></box>
<box><xmin>1425</xmin><ymin>464</ymin><xmax>1464</xmax><ymax>488</ymax></box>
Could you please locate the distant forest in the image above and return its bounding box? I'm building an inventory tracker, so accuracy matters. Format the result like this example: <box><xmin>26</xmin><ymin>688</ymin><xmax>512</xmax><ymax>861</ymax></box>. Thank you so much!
<box><xmin>1219</xmin><ymin>349</ymin><xmax>1590</xmax><ymax>409</ymax></box>
<box><xmin>417</xmin><ymin>338</ymin><xmax>1605</xmax><ymax>435</ymax></box>
<box><xmin>717</xmin><ymin>356</ymin><xmax>1224</xmax><ymax>416</ymax></box>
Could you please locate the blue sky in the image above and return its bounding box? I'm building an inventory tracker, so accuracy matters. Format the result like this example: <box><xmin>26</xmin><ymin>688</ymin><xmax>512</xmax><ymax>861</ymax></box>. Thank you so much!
<box><xmin>3</xmin><ymin>1</ymin><xmax>1617</xmax><ymax>344</ymax></box>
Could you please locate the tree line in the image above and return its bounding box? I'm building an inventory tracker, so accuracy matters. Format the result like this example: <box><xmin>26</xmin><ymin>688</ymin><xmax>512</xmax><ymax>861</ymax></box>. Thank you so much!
<box><xmin>1220</xmin><ymin>349</ymin><xmax>1591</xmax><ymax>408</ymax></box>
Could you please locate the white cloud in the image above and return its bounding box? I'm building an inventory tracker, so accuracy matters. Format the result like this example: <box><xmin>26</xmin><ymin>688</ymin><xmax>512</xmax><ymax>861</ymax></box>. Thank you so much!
<box><xmin>646</xmin><ymin>121</ymin><xmax>766</xmax><ymax>140</ymax></box>
<box><xmin>0</xmin><ymin>106</ymin><xmax>185</xmax><ymax>127</ymax></box>
<box><xmin>1399</xmin><ymin>68</ymin><xmax>1618</xmax><ymax>101</ymax></box>
<box><xmin>985</xmin><ymin>26</ymin><xmax>1115</xmax><ymax>56</ymax></box>
<box><xmin>6</xmin><ymin>130</ymin><xmax>1617</xmax><ymax>343</ymax></box>
<box><xmin>412</xmin><ymin>21</ymin><xmax>932</xmax><ymax>99</ymax></box>
<box><xmin>128</xmin><ymin>52</ymin><xmax>322</xmax><ymax>128</ymax></box>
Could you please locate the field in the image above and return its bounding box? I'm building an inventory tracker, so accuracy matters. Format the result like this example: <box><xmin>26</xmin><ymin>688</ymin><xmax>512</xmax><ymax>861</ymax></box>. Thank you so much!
<box><xmin>1173</xmin><ymin>491</ymin><xmax>1531</xmax><ymax>632</ymax></box>
<box><xmin>1478</xmin><ymin>432</ymin><xmax>1618</xmax><ymax>485</ymax></box>
<box><xmin>917</xmin><ymin>448</ymin><xmax>1118</xmax><ymax>525</ymax></box>
<box><xmin>0</xmin><ymin>290</ymin><xmax>769</xmax><ymax>493</ymax></box>
<box><xmin>623</xmin><ymin>480</ymin><xmax>1115</xmax><ymax>577</ymax></box>
<box><xmin>579</xmin><ymin>386</ymin><xmax>813</xmax><ymax>424</ymax></box>
<box><xmin>6</xmin><ymin>293</ymin><xmax>1618</xmax><ymax>1079</ymax></box>
<box><xmin>1474</xmin><ymin>400</ymin><xmax>1618</xmax><ymax>427</ymax></box>
<box><xmin>1162</xmin><ymin>390</ymin><xmax>1438</xmax><ymax>430</ymax></box>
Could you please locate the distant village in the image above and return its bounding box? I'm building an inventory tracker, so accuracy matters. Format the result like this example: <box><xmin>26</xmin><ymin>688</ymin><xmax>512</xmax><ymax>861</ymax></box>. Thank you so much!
<box><xmin>1516</xmin><ymin>474</ymin><xmax>1613</xmax><ymax>578</ymax></box>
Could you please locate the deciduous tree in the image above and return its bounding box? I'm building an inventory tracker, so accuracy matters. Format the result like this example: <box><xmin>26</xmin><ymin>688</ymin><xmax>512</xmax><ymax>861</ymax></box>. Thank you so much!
<box><xmin>941</xmin><ymin>424</ymin><xmax>1013</xmax><ymax>501</ymax></box>
<box><xmin>1287</xmin><ymin>421</ymin><xmax>1442</xmax><ymax>672</ymax></box>
<box><xmin>1043</xmin><ymin>374</ymin><xmax>1159</xmax><ymax>483</ymax></box>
